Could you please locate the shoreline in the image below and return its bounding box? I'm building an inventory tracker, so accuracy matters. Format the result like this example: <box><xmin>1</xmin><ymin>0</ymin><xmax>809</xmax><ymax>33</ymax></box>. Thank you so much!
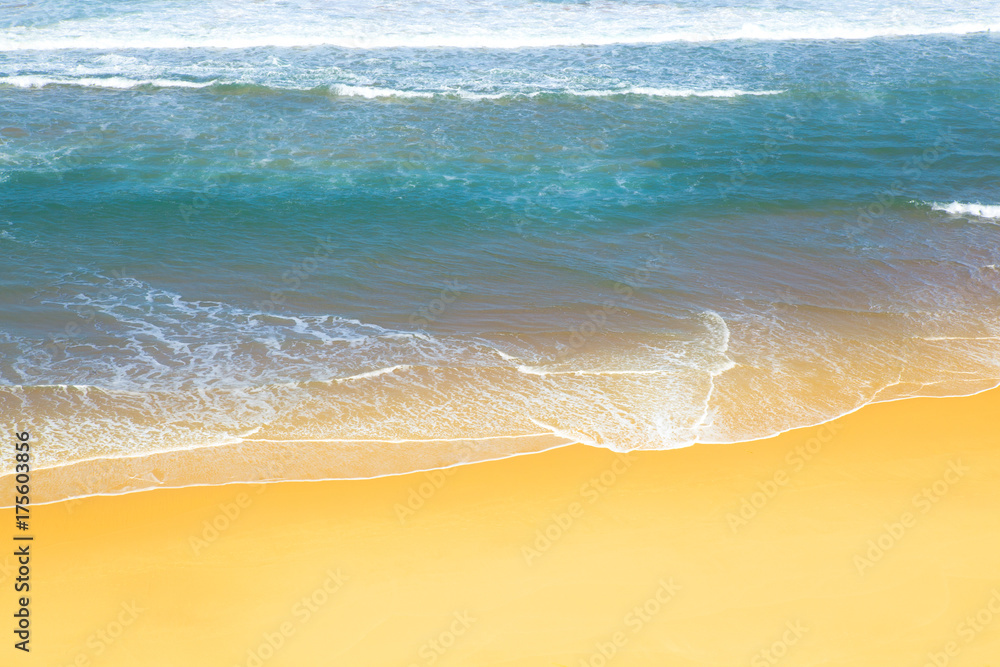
<box><xmin>4</xmin><ymin>386</ymin><xmax>1000</xmax><ymax>665</ymax></box>
<box><xmin>5</xmin><ymin>379</ymin><xmax>999</xmax><ymax>507</ymax></box>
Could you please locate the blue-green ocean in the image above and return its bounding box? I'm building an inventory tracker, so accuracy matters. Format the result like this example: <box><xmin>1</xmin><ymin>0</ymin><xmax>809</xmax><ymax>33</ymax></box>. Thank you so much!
<box><xmin>2</xmin><ymin>0</ymin><xmax>1000</xmax><ymax>495</ymax></box>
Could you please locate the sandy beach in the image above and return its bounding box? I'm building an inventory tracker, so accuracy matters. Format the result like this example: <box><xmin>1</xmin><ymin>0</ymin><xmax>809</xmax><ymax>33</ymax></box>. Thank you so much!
<box><xmin>4</xmin><ymin>3</ymin><xmax>1000</xmax><ymax>664</ymax></box>
<box><xmin>3</xmin><ymin>388</ymin><xmax>999</xmax><ymax>666</ymax></box>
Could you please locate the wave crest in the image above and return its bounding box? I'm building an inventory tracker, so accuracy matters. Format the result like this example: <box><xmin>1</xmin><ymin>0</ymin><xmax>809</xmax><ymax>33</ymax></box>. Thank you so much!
<box><xmin>2</xmin><ymin>23</ymin><xmax>998</xmax><ymax>52</ymax></box>
<box><xmin>0</xmin><ymin>76</ymin><xmax>784</xmax><ymax>99</ymax></box>
<box><xmin>931</xmin><ymin>201</ymin><xmax>1000</xmax><ymax>221</ymax></box>
<box><xmin>0</xmin><ymin>75</ymin><xmax>216</xmax><ymax>89</ymax></box>
<box><xmin>2</xmin><ymin>0</ymin><xmax>999</xmax><ymax>52</ymax></box>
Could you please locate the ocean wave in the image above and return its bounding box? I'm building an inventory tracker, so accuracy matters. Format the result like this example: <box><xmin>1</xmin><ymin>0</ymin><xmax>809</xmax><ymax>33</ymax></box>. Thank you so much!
<box><xmin>930</xmin><ymin>201</ymin><xmax>1000</xmax><ymax>221</ymax></box>
<box><xmin>2</xmin><ymin>0</ymin><xmax>998</xmax><ymax>52</ymax></box>
<box><xmin>9</xmin><ymin>370</ymin><xmax>1000</xmax><ymax>506</ymax></box>
<box><xmin>1</xmin><ymin>23</ymin><xmax>997</xmax><ymax>52</ymax></box>
<box><xmin>0</xmin><ymin>76</ymin><xmax>783</xmax><ymax>99</ymax></box>
<box><xmin>0</xmin><ymin>75</ymin><xmax>216</xmax><ymax>89</ymax></box>
<box><xmin>13</xmin><ymin>273</ymin><xmax>435</xmax><ymax>392</ymax></box>
<box><xmin>330</xmin><ymin>84</ymin><xmax>783</xmax><ymax>100</ymax></box>
<box><xmin>5</xmin><ymin>294</ymin><xmax>1000</xmax><ymax>500</ymax></box>
<box><xmin>563</xmin><ymin>87</ymin><xmax>784</xmax><ymax>99</ymax></box>
<box><xmin>331</xmin><ymin>365</ymin><xmax>413</xmax><ymax>382</ymax></box>
<box><xmin>516</xmin><ymin>367</ymin><xmax>668</xmax><ymax>376</ymax></box>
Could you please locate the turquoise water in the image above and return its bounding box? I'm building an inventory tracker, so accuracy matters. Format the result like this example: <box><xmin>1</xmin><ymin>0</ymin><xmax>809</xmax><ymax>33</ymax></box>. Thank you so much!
<box><xmin>2</xmin><ymin>0</ymin><xmax>1000</xmax><ymax>492</ymax></box>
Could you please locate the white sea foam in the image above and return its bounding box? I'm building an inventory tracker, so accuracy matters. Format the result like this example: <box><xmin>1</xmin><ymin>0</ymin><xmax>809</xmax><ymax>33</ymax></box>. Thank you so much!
<box><xmin>2</xmin><ymin>23</ymin><xmax>997</xmax><ymax>52</ymax></box>
<box><xmin>0</xmin><ymin>76</ymin><xmax>784</xmax><ymax>99</ymax></box>
<box><xmin>0</xmin><ymin>75</ymin><xmax>215</xmax><ymax>89</ymax></box>
<box><xmin>333</xmin><ymin>365</ymin><xmax>413</xmax><ymax>381</ymax></box>
<box><xmin>6</xmin><ymin>291</ymin><xmax>1000</xmax><ymax>497</ymax></box>
<box><xmin>13</xmin><ymin>273</ymin><xmax>429</xmax><ymax>392</ymax></box>
<box><xmin>931</xmin><ymin>201</ymin><xmax>1000</xmax><ymax>221</ymax></box>
<box><xmin>1</xmin><ymin>0</ymin><xmax>997</xmax><ymax>51</ymax></box>
<box><xmin>331</xmin><ymin>85</ymin><xmax>783</xmax><ymax>100</ymax></box>
<box><xmin>563</xmin><ymin>87</ymin><xmax>783</xmax><ymax>98</ymax></box>
<box><xmin>330</xmin><ymin>85</ymin><xmax>434</xmax><ymax>99</ymax></box>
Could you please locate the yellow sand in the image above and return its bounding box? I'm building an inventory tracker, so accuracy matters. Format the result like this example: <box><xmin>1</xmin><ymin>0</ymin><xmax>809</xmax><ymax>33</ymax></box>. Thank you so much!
<box><xmin>4</xmin><ymin>388</ymin><xmax>1000</xmax><ymax>666</ymax></box>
